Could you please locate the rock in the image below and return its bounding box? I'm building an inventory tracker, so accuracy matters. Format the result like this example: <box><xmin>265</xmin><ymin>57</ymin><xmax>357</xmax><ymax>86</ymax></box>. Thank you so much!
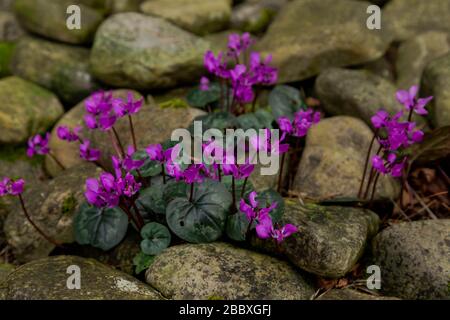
<box><xmin>2</xmin><ymin>256</ymin><xmax>163</xmax><ymax>299</ymax></box>
<box><xmin>315</xmin><ymin>68</ymin><xmax>400</xmax><ymax>126</ymax></box>
<box><xmin>317</xmin><ymin>288</ymin><xmax>399</xmax><ymax>300</ymax></box>
<box><xmin>14</xmin><ymin>0</ymin><xmax>104</xmax><ymax>44</ymax></box>
<box><xmin>146</xmin><ymin>243</ymin><xmax>315</xmax><ymax>300</ymax></box>
<box><xmin>90</xmin><ymin>12</ymin><xmax>210</xmax><ymax>90</ymax></box>
<box><xmin>292</xmin><ymin>116</ymin><xmax>399</xmax><ymax>201</ymax></box>
<box><xmin>384</xmin><ymin>0</ymin><xmax>450</xmax><ymax>42</ymax></box>
<box><xmin>255</xmin><ymin>0</ymin><xmax>391</xmax><ymax>83</ymax></box>
<box><xmin>252</xmin><ymin>201</ymin><xmax>379</xmax><ymax>278</ymax></box>
<box><xmin>397</xmin><ymin>32</ymin><xmax>450</xmax><ymax>90</ymax></box>
<box><xmin>0</xmin><ymin>76</ymin><xmax>64</xmax><ymax>144</ymax></box>
<box><xmin>0</xmin><ymin>41</ymin><xmax>14</xmax><ymax>77</ymax></box>
<box><xmin>0</xmin><ymin>11</ymin><xmax>25</xmax><ymax>41</ymax></box>
<box><xmin>0</xmin><ymin>264</ymin><xmax>14</xmax><ymax>284</ymax></box>
<box><xmin>371</xmin><ymin>219</ymin><xmax>450</xmax><ymax>299</ymax></box>
<box><xmin>363</xmin><ymin>56</ymin><xmax>395</xmax><ymax>82</ymax></box>
<box><xmin>421</xmin><ymin>53</ymin><xmax>450</xmax><ymax>127</ymax></box>
<box><xmin>3</xmin><ymin>163</ymin><xmax>101</xmax><ymax>263</ymax></box>
<box><xmin>140</xmin><ymin>0</ymin><xmax>231</xmax><ymax>35</ymax></box>
<box><xmin>0</xmin><ymin>0</ymin><xmax>13</xmax><ymax>11</ymax></box>
<box><xmin>109</xmin><ymin>0</ymin><xmax>142</xmax><ymax>13</ymax></box>
<box><xmin>231</xmin><ymin>0</ymin><xmax>287</xmax><ymax>33</ymax></box>
<box><xmin>10</xmin><ymin>37</ymin><xmax>100</xmax><ymax>105</ymax></box>
<box><xmin>45</xmin><ymin>90</ymin><xmax>205</xmax><ymax>176</ymax></box>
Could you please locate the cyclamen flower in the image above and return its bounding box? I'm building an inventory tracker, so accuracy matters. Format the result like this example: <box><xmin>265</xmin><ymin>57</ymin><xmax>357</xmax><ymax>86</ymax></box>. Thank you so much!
<box><xmin>84</xmin><ymin>91</ymin><xmax>120</xmax><ymax>131</ymax></box>
<box><xmin>117</xmin><ymin>172</ymin><xmax>141</xmax><ymax>198</ymax></box>
<box><xmin>113</xmin><ymin>92</ymin><xmax>143</xmax><ymax>117</ymax></box>
<box><xmin>239</xmin><ymin>191</ymin><xmax>277</xmax><ymax>222</ymax></box>
<box><xmin>396</xmin><ymin>85</ymin><xmax>433</xmax><ymax>115</ymax></box>
<box><xmin>27</xmin><ymin>133</ymin><xmax>50</xmax><ymax>157</ymax></box>
<box><xmin>146</xmin><ymin>144</ymin><xmax>165</xmax><ymax>162</ymax></box>
<box><xmin>228</xmin><ymin>32</ymin><xmax>252</xmax><ymax>58</ymax></box>
<box><xmin>57</xmin><ymin>125</ymin><xmax>81</xmax><ymax>142</ymax></box>
<box><xmin>371</xmin><ymin>154</ymin><xmax>406</xmax><ymax>178</ymax></box>
<box><xmin>250</xmin><ymin>129</ymin><xmax>289</xmax><ymax>155</ymax></box>
<box><xmin>79</xmin><ymin>140</ymin><xmax>101</xmax><ymax>162</ymax></box>
<box><xmin>249</xmin><ymin>52</ymin><xmax>278</xmax><ymax>85</ymax></box>
<box><xmin>255</xmin><ymin>214</ymin><xmax>298</xmax><ymax>243</ymax></box>
<box><xmin>122</xmin><ymin>146</ymin><xmax>145</xmax><ymax>172</ymax></box>
<box><xmin>183</xmin><ymin>164</ymin><xmax>210</xmax><ymax>184</ymax></box>
<box><xmin>0</xmin><ymin>177</ymin><xmax>25</xmax><ymax>196</ymax></box>
<box><xmin>200</xmin><ymin>77</ymin><xmax>210</xmax><ymax>91</ymax></box>
<box><xmin>292</xmin><ymin>109</ymin><xmax>321</xmax><ymax>137</ymax></box>
<box><xmin>85</xmin><ymin>173</ymin><xmax>121</xmax><ymax>208</ymax></box>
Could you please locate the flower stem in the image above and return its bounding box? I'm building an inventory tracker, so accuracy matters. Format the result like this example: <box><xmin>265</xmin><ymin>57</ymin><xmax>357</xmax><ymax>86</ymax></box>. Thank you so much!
<box><xmin>189</xmin><ymin>183</ymin><xmax>194</xmax><ymax>202</ymax></box>
<box><xmin>112</xmin><ymin>127</ymin><xmax>125</xmax><ymax>157</ymax></box>
<box><xmin>240</xmin><ymin>177</ymin><xmax>248</xmax><ymax>199</ymax></box>
<box><xmin>363</xmin><ymin>146</ymin><xmax>382</xmax><ymax>200</ymax></box>
<box><xmin>161</xmin><ymin>164</ymin><xmax>166</xmax><ymax>184</ymax></box>
<box><xmin>120</xmin><ymin>203</ymin><xmax>141</xmax><ymax>230</ymax></box>
<box><xmin>218</xmin><ymin>165</ymin><xmax>222</xmax><ymax>182</ymax></box>
<box><xmin>407</xmin><ymin>108</ymin><xmax>414</xmax><ymax>122</ymax></box>
<box><xmin>128</xmin><ymin>115</ymin><xmax>137</xmax><ymax>151</ymax></box>
<box><xmin>108</xmin><ymin>130</ymin><xmax>123</xmax><ymax>159</ymax></box>
<box><xmin>48</xmin><ymin>152</ymin><xmax>65</xmax><ymax>171</ymax></box>
<box><xmin>369</xmin><ymin>172</ymin><xmax>381</xmax><ymax>204</ymax></box>
<box><xmin>358</xmin><ymin>131</ymin><xmax>378</xmax><ymax>199</ymax></box>
<box><xmin>231</xmin><ymin>176</ymin><xmax>236</xmax><ymax>209</ymax></box>
<box><xmin>18</xmin><ymin>194</ymin><xmax>61</xmax><ymax>247</ymax></box>
<box><xmin>277</xmin><ymin>153</ymin><xmax>286</xmax><ymax>193</ymax></box>
<box><xmin>251</xmin><ymin>89</ymin><xmax>260</xmax><ymax>113</ymax></box>
<box><xmin>131</xmin><ymin>201</ymin><xmax>145</xmax><ymax>230</ymax></box>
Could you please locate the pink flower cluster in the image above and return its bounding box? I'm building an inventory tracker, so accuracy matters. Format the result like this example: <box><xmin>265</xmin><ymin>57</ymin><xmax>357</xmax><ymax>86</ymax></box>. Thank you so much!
<box><xmin>0</xmin><ymin>177</ymin><xmax>24</xmax><ymax>196</ymax></box>
<box><xmin>240</xmin><ymin>191</ymin><xmax>297</xmax><ymax>243</ymax></box>
<box><xmin>202</xmin><ymin>33</ymin><xmax>278</xmax><ymax>104</ymax></box>
<box><xmin>277</xmin><ymin>108</ymin><xmax>321</xmax><ymax>140</ymax></box>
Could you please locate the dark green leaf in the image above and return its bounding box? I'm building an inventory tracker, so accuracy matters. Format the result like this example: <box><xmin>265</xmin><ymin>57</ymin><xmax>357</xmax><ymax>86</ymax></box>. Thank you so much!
<box><xmin>74</xmin><ymin>203</ymin><xmax>128</xmax><ymax>251</ymax></box>
<box><xmin>133</xmin><ymin>252</ymin><xmax>155</xmax><ymax>274</ymax></box>
<box><xmin>136</xmin><ymin>185</ymin><xmax>166</xmax><ymax>215</ymax></box>
<box><xmin>132</xmin><ymin>150</ymin><xmax>161</xmax><ymax>177</ymax></box>
<box><xmin>162</xmin><ymin>180</ymin><xmax>189</xmax><ymax>205</ymax></box>
<box><xmin>186</xmin><ymin>82</ymin><xmax>221</xmax><ymax>108</ymax></box>
<box><xmin>256</xmin><ymin>189</ymin><xmax>285</xmax><ymax>222</ymax></box>
<box><xmin>166</xmin><ymin>179</ymin><xmax>232</xmax><ymax>243</ymax></box>
<box><xmin>269</xmin><ymin>85</ymin><xmax>306</xmax><ymax>120</ymax></box>
<box><xmin>140</xmin><ymin>222</ymin><xmax>171</xmax><ymax>255</ymax></box>
<box><xmin>226</xmin><ymin>213</ymin><xmax>250</xmax><ymax>242</ymax></box>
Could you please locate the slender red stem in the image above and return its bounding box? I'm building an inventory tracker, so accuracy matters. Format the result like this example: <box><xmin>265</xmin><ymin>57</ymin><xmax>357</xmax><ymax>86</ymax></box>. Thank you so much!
<box><xmin>358</xmin><ymin>131</ymin><xmax>378</xmax><ymax>198</ymax></box>
<box><xmin>112</xmin><ymin>127</ymin><xmax>125</xmax><ymax>157</ymax></box>
<box><xmin>48</xmin><ymin>152</ymin><xmax>65</xmax><ymax>171</ymax></box>
<box><xmin>18</xmin><ymin>195</ymin><xmax>61</xmax><ymax>247</ymax></box>
<box><xmin>128</xmin><ymin>115</ymin><xmax>137</xmax><ymax>151</ymax></box>
<box><xmin>240</xmin><ymin>177</ymin><xmax>248</xmax><ymax>199</ymax></box>
<box><xmin>189</xmin><ymin>183</ymin><xmax>194</xmax><ymax>202</ymax></box>
<box><xmin>369</xmin><ymin>172</ymin><xmax>381</xmax><ymax>203</ymax></box>
<box><xmin>277</xmin><ymin>152</ymin><xmax>286</xmax><ymax>193</ymax></box>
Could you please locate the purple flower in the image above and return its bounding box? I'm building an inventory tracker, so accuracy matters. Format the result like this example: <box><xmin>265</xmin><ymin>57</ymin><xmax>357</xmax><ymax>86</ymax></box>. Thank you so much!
<box><xmin>57</xmin><ymin>125</ymin><xmax>81</xmax><ymax>142</ymax></box>
<box><xmin>277</xmin><ymin>116</ymin><xmax>293</xmax><ymax>136</ymax></box>
<box><xmin>84</xmin><ymin>91</ymin><xmax>119</xmax><ymax>131</ymax></box>
<box><xmin>228</xmin><ymin>33</ymin><xmax>252</xmax><ymax>58</ymax></box>
<box><xmin>239</xmin><ymin>191</ymin><xmax>277</xmax><ymax>222</ymax></box>
<box><xmin>146</xmin><ymin>144</ymin><xmax>164</xmax><ymax>162</ymax></box>
<box><xmin>396</xmin><ymin>85</ymin><xmax>433</xmax><ymax>115</ymax></box>
<box><xmin>117</xmin><ymin>172</ymin><xmax>141</xmax><ymax>198</ymax></box>
<box><xmin>27</xmin><ymin>133</ymin><xmax>50</xmax><ymax>157</ymax></box>
<box><xmin>249</xmin><ymin>52</ymin><xmax>278</xmax><ymax>85</ymax></box>
<box><xmin>0</xmin><ymin>177</ymin><xmax>25</xmax><ymax>196</ymax></box>
<box><xmin>200</xmin><ymin>77</ymin><xmax>210</xmax><ymax>91</ymax></box>
<box><xmin>255</xmin><ymin>214</ymin><xmax>298</xmax><ymax>243</ymax></box>
<box><xmin>183</xmin><ymin>164</ymin><xmax>209</xmax><ymax>184</ymax></box>
<box><xmin>371</xmin><ymin>110</ymin><xmax>390</xmax><ymax>129</ymax></box>
<box><xmin>79</xmin><ymin>140</ymin><xmax>101</xmax><ymax>162</ymax></box>
<box><xmin>292</xmin><ymin>109</ymin><xmax>320</xmax><ymax>137</ymax></box>
<box><xmin>122</xmin><ymin>146</ymin><xmax>145</xmax><ymax>172</ymax></box>
<box><xmin>372</xmin><ymin>153</ymin><xmax>406</xmax><ymax>178</ymax></box>
<box><xmin>250</xmin><ymin>129</ymin><xmax>289</xmax><ymax>156</ymax></box>
<box><xmin>113</xmin><ymin>92</ymin><xmax>143</xmax><ymax>117</ymax></box>
<box><xmin>85</xmin><ymin>173</ymin><xmax>121</xmax><ymax>208</ymax></box>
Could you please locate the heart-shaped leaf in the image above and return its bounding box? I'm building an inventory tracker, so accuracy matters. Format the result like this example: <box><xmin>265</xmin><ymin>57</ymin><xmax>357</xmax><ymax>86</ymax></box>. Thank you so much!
<box><xmin>256</xmin><ymin>189</ymin><xmax>285</xmax><ymax>222</ymax></box>
<box><xmin>187</xmin><ymin>82</ymin><xmax>221</xmax><ymax>108</ymax></box>
<box><xmin>74</xmin><ymin>203</ymin><xmax>128</xmax><ymax>251</ymax></box>
<box><xmin>162</xmin><ymin>180</ymin><xmax>189</xmax><ymax>205</ymax></box>
<box><xmin>140</xmin><ymin>222</ymin><xmax>171</xmax><ymax>256</ymax></box>
<box><xmin>133</xmin><ymin>252</ymin><xmax>155</xmax><ymax>274</ymax></box>
<box><xmin>226</xmin><ymin>213</ymin><xmax>250</xmax><ymax>242</ymax></box>
<box><xmin>137</xmin><ymin>185</ymin><xmax>166</xmax><ymax>215</ymax></box>
<box><xmin>166</xmin><ymin>179</ymin><xmax>232</xmax><ymax>243</ymax></box>
<box><xmin>269</xmin><ymin>85</ymin><xmax>306</xmax><ymax>120</ymax></box>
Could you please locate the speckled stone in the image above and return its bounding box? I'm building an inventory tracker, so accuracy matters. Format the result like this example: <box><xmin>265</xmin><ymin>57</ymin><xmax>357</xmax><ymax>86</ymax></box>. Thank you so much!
<box><xmin>292</xmin><ymin>116</ymin><xmax>399</xmax><ymax>201</ymax></box>
<box><xmin>317</xmin><ymin>288</ymin><xmax>399</xmax><ymax>300</ymax></box>
<box><xmin>4</xmin><ymin>164</ymin><xmax>101</xmax><ymax>263</ymax></box>
<box><xmin>252</xmin><ymin>201</ymin><xmax>380</xmax><ymax>278</ymax></box>
<box><xmin>146</xmin><ymin>242</ymin><xmax>315</xmax><ymax>299</ymax></box>
<box><xmin>371</xmin><ymin>219</ymin><xmax>450</xmax><ymax>300</ymax></box>
<box><xmin>2</xmin><ymin>256</ymin><xmax>163</xmax><ymax>299</ymax></box>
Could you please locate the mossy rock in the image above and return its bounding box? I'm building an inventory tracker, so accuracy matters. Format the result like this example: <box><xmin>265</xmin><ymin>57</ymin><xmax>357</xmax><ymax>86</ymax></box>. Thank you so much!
<box><xmin>252</xmin><ymin>201</ymin><xmax>380</xmax><ymax>278</ymax></box>
<box><xmin>0</xmin><ymin>42</ymin><xmax>14</xmax><ymax>77</ymax></box>
<box><xmin>0</xmin><ymin>76</ymin><xmax>64</xmax><ymax>144</ymax></box>
<box><xmin>14</xmin><ymin>0</ymin><xmax>104</xmax><ymax>44</ymax></box>
<box><xmin>2</xmin><ymin>256</ymin><xmax>163</xmax><ymax>299</ymax></box>
<box><xmin>0</xmin><ymin>11</ymin><xmax>25</xmax><ymax>42</ymax></box>
<box><xmin>10</xmin><ymin>37</ymin><xmax>100</xmax><ymax>104</ymax></box>
<box><xmin>146</xmin><ymin>242</ymin><xmax>315</xmax><ymax>299</ymax></box>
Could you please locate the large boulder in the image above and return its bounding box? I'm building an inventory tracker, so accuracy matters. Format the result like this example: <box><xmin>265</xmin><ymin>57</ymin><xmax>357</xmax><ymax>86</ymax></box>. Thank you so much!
<box><xmin>14</xmin><ymin>0</ymin><xmax>104</xmax><ymax>44</ymax></box>
<box><xmin>292</xmin><ymin>116</ymin><xmax>399</xmax><ymax>201</ymax></box>
<box><xmin>421</xmin><ymin>53</ymin><xmax>450</xmax><ymax>127</ymax></box>
<box><xmin>396</xmin><ymin>32</ymin><xmax>450</xmax><ymax>90</ymax></box>
<box><xmin>3</xmin><ymin>164</ymin><xmax>101</xmax><ymax>263</ymax></box>
<box><xmin>255</xmin><ymin>0</ymin><xmax>392</xmax><ymax>83</ymax></box>
<box><xmin>315</xmin><ymin>68</ymin><xmax>401</xmax><ymax>126</ymax></box>
<box><xmin>0</xmin><ymin>11</ymin><xmax>25</xmax><ymax>41</ymax></box>
<box><xmin>10</xmin><ymin>37</ymin><xmax>100</xmax><ymax>105</ymax></box>
<box><xmin>90</xmin><ymin>13</ymin><xmax>210</xmax><ymax>90</ymax></box>
<box><xmin>45</xmin><ymin>90</ymin><xmax>205</xmax><ymax>176</ymax></box>
<box><xmin>140</xmin><ymin>0</ymin><xmax>231</xmax><ymax>35</ymax></box>
<box><xmin>1</xmin><ymin>256</ymin><xmax>163</xmax><ymax>299</ymax></box>
<box><xmin>371</xmin><ymin>219</ymin><xmax>450</xmax><ymax>300</ymax></box>
<box><xmin>146</xmin><ymin>242</ymin><xmax>315</xmax><ymax>299</ymax></box>
<box><xmin>252</xmin><ymin>201</ymin><xmax>380</xmax><ymax>278</ymax></box>
<box><xmin>384</xmin><ymin>0</ymin><xmax>450</xmax><ymax>42</ymax></box>
<box><xmin>0</xmin><ymin>76</ymin><xmax>64</xmax><ymax>144</ymax></box>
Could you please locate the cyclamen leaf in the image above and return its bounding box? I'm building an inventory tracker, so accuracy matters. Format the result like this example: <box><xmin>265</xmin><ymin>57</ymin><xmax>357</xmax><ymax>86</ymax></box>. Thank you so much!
<box><xmin>186</xmin><ymin>82</ymin><xmax>221</xmax><ymax>108</ymax></box>
<box><xmin>137</xmin><ymin>185</ymin><xmax>166</xmax><ymax>215</ymax></box>
<box><xmin>166</xmin><ymin>179</ymin><xmax>232</xmax><ymax>243</ymax></box>
<box><xmin>140</xmin><ymin>222</ymin><xmax>171</xmax><ymax>256</ymax></box>
<box><xmin>74</xmin><ymin>203</ymin><xmax>128</xmax><ymax>251</ymax></box>
<box><xmin>256</xmin><ymin>189</ymin><xmax>285</xmax><ymax>222</ymax></box>
<box><xmin>132</xmin><ymin>150</ymin><xmax>161</xmax><ymax>177</ymax></box>
<box><xmin>269</xmin><ymin>85</ymin><xmax>307</xmax><ymax>120</ymax></box>
<box><xmin>133</xmin><ymin>252</ymin><xmax>155</xmax><ymax>274</ymax></box>
<box><xmin>226</xmin><ymin>213</ymin><xmax>250</xmax><ymax>242</ymax></box>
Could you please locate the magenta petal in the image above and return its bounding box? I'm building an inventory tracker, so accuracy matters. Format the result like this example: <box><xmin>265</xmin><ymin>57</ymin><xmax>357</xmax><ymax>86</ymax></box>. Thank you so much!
<box><xmin>249</xmin><ymin>191</ymin><xmax>258</xmax><ymax>208</ymax></box>
<box><xmin>282</xmin><ymin>224</ymin><xmax>298</xmax><ymax>237</ymax></box>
